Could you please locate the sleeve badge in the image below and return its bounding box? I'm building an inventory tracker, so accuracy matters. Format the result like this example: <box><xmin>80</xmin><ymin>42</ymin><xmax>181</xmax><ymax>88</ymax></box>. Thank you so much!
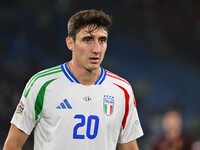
<box><xmin>16</xmin><ymin>101</ymin><xmax>25</xmax><ymax>116</ymax></box>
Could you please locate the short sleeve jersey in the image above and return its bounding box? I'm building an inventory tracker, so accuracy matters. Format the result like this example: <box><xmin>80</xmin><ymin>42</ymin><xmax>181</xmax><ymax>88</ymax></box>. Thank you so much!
<box><xmin>11</xmin><ymin>62</ymin><xmax>144</xmax><ymax>150</ymax></box>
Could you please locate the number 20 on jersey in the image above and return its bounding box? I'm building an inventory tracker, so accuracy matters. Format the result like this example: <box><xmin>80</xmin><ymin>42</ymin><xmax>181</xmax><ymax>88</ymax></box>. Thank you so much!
<box><xmin>73</xmin><ymin>114</ymin><xmax>99</xmax><ymax>139</ymax></box>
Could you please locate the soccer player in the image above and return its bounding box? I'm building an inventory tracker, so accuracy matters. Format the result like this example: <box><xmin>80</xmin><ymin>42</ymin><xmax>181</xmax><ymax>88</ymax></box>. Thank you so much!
<box><xmin>3</xmin><ymin>9</ymin><xmax>143</xmax><ymax>150</ymax></box>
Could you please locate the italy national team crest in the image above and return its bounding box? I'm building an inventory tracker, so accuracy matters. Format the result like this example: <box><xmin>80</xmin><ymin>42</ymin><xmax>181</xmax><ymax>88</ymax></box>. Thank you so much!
<box><xmin>103</xmin><ymin>95</ymin><xmax>114</xmax><ymax>116</ymax></box>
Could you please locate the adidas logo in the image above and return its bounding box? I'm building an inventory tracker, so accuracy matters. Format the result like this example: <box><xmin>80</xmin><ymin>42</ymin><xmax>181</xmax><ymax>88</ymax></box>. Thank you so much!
<box><xmin>56</xmin><ymin>99</ymin><xmax>72</xmax><ymax>109</ymax></box>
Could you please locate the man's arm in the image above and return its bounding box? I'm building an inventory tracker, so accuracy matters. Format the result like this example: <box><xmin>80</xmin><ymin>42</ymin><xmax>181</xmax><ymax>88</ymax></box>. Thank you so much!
<box><xmin>3</xmin><ymin>124</ymin><xmax>29</xmax><ymax>150</ymax></box>
<box><xmin>118</xmin><ymin>140</ymin><xmax>139</xmax><ymax>150</ymax></box>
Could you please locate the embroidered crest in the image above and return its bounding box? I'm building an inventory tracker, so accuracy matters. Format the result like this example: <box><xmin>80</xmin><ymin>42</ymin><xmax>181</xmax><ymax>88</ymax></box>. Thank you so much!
<box><xmin>103</xmin><ymin>95</ymin><xmax>114</xmax><ymax>116</ymax></box>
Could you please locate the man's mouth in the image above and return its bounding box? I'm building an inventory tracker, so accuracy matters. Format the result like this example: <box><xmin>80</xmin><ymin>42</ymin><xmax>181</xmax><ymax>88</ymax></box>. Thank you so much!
<box><xmin>89</xmin><ymin>57</ymin><xmax>99</xmax><ymax>63</ymax></box>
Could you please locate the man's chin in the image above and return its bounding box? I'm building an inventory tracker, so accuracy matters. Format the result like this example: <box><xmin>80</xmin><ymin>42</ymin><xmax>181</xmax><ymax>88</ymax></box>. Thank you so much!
<box><xmin>86</xmin><ymin>64</ymin><xmax>100</xmax><ymax>71</ymax></box>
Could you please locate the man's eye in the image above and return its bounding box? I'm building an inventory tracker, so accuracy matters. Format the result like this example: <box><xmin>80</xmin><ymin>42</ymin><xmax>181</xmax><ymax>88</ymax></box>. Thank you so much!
<box><xmin>84</xmin><ymin>38</ymin><xmax>91</xmax><ymax>43</ymax></box>
<box><xmin>99</xmin><ymin>38</ymin><xmax>106</xmax><ymax>43</ymax></box>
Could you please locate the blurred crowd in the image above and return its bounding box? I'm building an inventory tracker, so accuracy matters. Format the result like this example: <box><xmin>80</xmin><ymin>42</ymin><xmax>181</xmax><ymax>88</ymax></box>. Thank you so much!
<box><xmin>0</xmin><ymin>0</ymin><xmax>200</xmax><ymax>149</ymax></box>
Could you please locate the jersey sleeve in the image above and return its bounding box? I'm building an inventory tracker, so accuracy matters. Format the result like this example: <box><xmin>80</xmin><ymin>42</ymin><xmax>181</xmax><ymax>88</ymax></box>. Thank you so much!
<box><xmin>118</xmin><ymin>87</ymin><xmax>144</xmax><ymax>144</ymax></box>
<box><xmin>11</xmin><ymin>76</ymin><xmax>42</xmax><ymax>135</ymax></box>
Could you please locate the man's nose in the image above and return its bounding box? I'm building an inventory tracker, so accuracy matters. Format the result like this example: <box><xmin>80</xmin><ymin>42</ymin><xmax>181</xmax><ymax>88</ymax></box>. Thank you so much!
<box><xmin>92</xmin><ymin>41</ymin><xmax>101</xmax><ymax>53</ymax></box>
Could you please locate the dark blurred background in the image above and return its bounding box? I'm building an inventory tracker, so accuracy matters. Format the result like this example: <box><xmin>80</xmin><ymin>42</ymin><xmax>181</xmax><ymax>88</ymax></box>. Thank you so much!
<box><xmin>0</xmin><ymin>0</ymin><xmax>200</xmax><ymax>149</ymax></box>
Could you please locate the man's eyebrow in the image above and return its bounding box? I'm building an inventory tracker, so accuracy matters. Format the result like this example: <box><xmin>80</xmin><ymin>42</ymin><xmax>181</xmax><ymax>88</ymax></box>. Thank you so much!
<box><xmin>82</xmin><ymin>35</ymin><xmax>94</xmax><ymax>39</ymax></box>
<box><xmin>99</xmin><ymin>36</ymin><xmax>107</xmax><ymax>39</ymax></box>
<box><xmin>98</xmin><ymin>36</ymin><xmax>108</xmax><ymax>41</ymax></box>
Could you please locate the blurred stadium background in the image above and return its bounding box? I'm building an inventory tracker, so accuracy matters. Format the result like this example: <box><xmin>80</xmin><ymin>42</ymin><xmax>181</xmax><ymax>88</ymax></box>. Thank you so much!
<box><xmin>0</xmin><ymin>0</ymin><xmax>200</xmax><ymax>149</ymax></box>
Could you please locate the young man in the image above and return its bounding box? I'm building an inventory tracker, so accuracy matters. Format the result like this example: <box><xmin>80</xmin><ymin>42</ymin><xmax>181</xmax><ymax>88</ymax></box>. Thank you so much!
<box><xmin>3</xmin><ymin>9</ymin><xmax>143</xmax><ymax>150</ymax></box>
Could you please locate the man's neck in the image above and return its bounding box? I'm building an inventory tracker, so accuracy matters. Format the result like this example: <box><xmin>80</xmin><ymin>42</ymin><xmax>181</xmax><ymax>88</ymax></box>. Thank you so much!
<box><xmin>68</xmin><ymin>61</ymin><xmax>101</xmax><ymax>85</ymax></box>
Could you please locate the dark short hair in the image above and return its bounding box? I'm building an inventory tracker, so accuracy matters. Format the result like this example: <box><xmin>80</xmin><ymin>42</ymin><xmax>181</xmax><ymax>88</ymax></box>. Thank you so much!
<box><xmin>68</xmin><ymin>9</ymin><xmax>112</xmax><ymax>41</ymax></box>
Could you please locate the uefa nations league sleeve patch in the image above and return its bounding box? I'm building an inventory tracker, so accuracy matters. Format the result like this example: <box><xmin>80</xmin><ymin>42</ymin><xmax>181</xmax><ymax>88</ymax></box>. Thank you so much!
<box><xmin>16</xmin><ymin>101</ymin><xmax>25</xmax><ymax>116</ymax></box>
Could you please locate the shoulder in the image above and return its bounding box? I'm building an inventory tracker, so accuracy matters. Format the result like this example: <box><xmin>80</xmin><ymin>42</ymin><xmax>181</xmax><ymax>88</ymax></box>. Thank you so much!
<box><xmin>29</xmin><ymin>64</ymin><xmax>62</xmax><ymax>83</ymax></box>
<box><xmin>106</xmin><ymin>70</ymin><xmax>132</xmax><ymax>91</ymax></box>
<box><xmin>23</xmin><ymin>65</ymin><xmax>63</xmax><ymax>98</ymax></box>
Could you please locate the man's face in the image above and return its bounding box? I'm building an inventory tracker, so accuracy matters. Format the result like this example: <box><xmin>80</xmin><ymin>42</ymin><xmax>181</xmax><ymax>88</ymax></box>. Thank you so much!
<box><xmin>67</xmin><ymin>25</ymin><xmax>108</xmax><ymax>71</ymax></box>
<box><xmin>162</xmin><ymin>111</ymin><xmax>182</xmax><ymax>134</ymax></box>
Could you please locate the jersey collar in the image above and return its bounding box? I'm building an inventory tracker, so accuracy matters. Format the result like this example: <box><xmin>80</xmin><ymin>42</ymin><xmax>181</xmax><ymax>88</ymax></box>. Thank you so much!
<box><xmin>61</xmin><ymin>62</ymin><xmax>106</xmax><ymax>85</ymax></box>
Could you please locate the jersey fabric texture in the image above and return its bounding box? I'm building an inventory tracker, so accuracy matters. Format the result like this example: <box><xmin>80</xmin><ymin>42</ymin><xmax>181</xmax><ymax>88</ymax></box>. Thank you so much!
<box><xmin>11</xmin><ymin>62</ymin><xmax>144</xmax><ymax>150</ymax></box>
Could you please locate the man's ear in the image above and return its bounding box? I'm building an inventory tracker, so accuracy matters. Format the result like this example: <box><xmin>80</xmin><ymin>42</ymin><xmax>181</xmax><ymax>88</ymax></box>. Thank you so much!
<box><xmin>66</xmin><ymin>37</ymin><xmax>74</xmax><ymax>51</ymax></box>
